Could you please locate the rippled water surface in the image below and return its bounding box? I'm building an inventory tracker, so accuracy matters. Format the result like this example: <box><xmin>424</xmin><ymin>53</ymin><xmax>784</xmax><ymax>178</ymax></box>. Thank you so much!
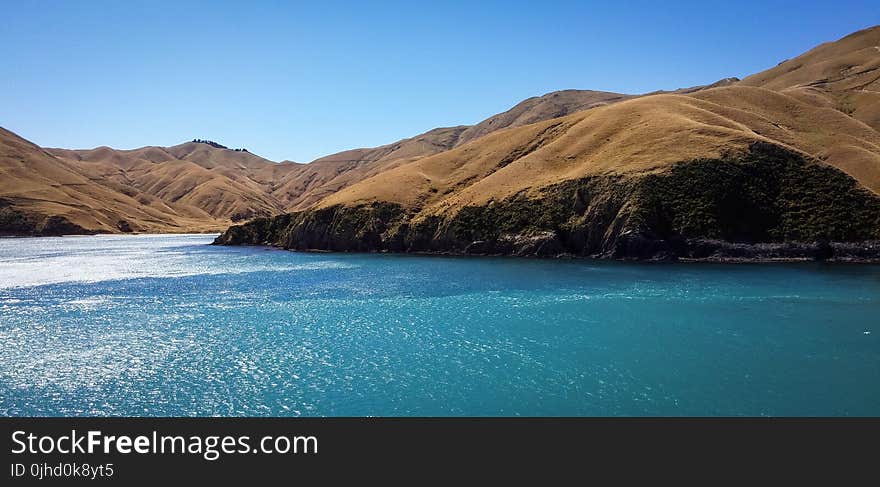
<box><xmin>1</xmin><ymin>234</ymin><xmax>878</xmax><ymax>416</ymax></box>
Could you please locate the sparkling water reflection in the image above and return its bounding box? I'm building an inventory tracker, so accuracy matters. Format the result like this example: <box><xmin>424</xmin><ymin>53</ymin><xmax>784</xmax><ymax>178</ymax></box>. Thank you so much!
<box><xmin>1</xmin><ymin>234</ymin><xmax>878</xmax><ymax>416</ymax></box>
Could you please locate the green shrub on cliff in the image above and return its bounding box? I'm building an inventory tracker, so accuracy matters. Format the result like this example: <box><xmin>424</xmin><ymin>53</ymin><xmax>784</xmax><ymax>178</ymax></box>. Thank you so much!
<box><xmin>215</xmin><ymin>143</ymin><xmax>880</xmax><ymax>258</ymax></box>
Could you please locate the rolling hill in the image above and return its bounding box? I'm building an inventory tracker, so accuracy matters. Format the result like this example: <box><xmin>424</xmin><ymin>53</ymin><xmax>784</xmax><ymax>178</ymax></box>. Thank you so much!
<box><xmin>4</xmin><ymin>25</ymin><xmax>880</xmax><ymax>260</ymax></box>
<box><xmin>0</xmin><ymin>128</ymin><xmax>221</xmax><ymax>235</ymax></box>
<box><xmin>217</xmin><ymin>25</ymin><xmax>880</xmax><ymax>261</ymax></box>
<box><xmin>48</xmin><ymin>142</ymin><xmax>295</xmax><ymax>222</ymax></box>
<box><xmin>2</xmin><ymin>86</ymin><xmax>647</xmax><ymax>235</ymax></box>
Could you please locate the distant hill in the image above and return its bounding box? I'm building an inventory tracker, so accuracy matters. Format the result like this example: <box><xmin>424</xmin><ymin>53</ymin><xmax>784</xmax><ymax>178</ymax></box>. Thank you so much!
<box><xmin>47</xmin><ymin>142</ymin><xmax>295</xmax><ymax>224</ymax></box>
<box><xmin>0</xmin><ymin>128</ymin><xmax>220</xmax><ymax>235</ymax></box>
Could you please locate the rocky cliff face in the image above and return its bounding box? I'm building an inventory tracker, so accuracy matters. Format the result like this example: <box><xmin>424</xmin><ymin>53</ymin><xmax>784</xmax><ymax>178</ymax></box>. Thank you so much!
<box><xmin>214</xmin><ymin>143</ymin><xmax>880</xmax><ymax>261</ymax></box>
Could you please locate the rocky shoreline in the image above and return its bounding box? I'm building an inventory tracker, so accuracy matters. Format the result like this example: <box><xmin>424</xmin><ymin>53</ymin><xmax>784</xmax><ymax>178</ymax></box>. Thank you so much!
<box><xmin>214</xmin><ymin>234</ymin><xmax>880</xmax><ymax>263</ymax></box>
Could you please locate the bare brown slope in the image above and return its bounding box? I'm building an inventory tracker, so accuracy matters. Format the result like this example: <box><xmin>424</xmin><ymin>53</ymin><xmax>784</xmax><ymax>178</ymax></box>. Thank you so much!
<box><xmin>313</xmin><ymin>26</ymin><xmax>880</xmax><ymax>213</ymax></box>
<box><xmin>217</xmin><ymin>28</ymin><xmax>880</xmax><ymax>258</ymax></box>
<box><xmin>272</xmin><ymin>90</ymin><xmax>645</xmax><ymax>210</ymax></box>
<box><xmin>309</xmin><ymin>26</ymin><xmax>880</xmax><ymax>215</ymax></box>
<box><xmin>741</xmin><ymin>24</ymin><xmax>880</xmax><ymax>130</ymax></box>
<box><xmin>273</xmin><ymin>82</ymin><xmax>740</xmax><ymax>210</ymax></box>
<box><xmin>36</xmin><ymin>88</ymin><xmax>675</xmax><ymax>226</ymax></box>
<box><xmin>122</xmin><ymin>159</ymin><xmax>287</xmax><ymax>221</ymax></box>
<box><xmin>49</xmin><ymin>142</ymin><xmax>296</xmax><ymax>221</ymax></box>
<box><xmin>273</xmin><ymin>126</ymin><xmax>469</xmax><ymax>210</ymax></box>
<box><xmin>450</xmin><ymin>83</ymin><xmax>740</xmax><ymax>148</ymax></box>
<box><xmin>217</xmin><ymin>88</ymin><xmax>880</xmax><ymax>259</ymax></box>
<box><xmin>19</xmin><ymin>25</ymin><xmax>880</xmax><ymax>241</ymax></box>
<box><xmin>0</xmin><ymin>128</ymin><xmax>223</xmax><ymax>234</ymax></box>
<box><xmin>455</xmin><ymin>90</ymin><xmax>633</xmax><ymax>146</ymax></box>
<box><xmin>318</xmin><ymin>86</ymin><xmax>880</xmax><ymax>215</ymax></box>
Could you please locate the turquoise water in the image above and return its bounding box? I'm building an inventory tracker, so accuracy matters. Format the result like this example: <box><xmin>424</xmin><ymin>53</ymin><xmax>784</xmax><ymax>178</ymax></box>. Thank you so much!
<box><xmin>0</xmin><ymin>234</ymin><xmax>878</xmax><ymax>416</ymax></box>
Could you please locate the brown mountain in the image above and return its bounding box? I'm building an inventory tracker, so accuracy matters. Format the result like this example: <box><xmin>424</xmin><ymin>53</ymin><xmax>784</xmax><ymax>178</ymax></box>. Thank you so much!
<box><xmin>48</xmin><ymin>142</ymin><xmax>295</xmax><ymax>222</ymax></box>
<box><xmin>5</xmin><ymin>25</ymin><xmax>880</xmax><ymax>258</ymax></box>
<box><xmin>0</xmin><ymin>128</ymin><xmax>220</xmax><ymax>235</ymax></box>
<box><xmin>218</xmin><ymin>26</ymin><xmax>880</xmax><ymax>261</ymax></box>
<box><xmin>741</xmin><ymin>26</ymin><xmax>880</xmax><ymax>131</ymax></box>
<box><xmin>454</xmin><ymin>90</ymin><xmax>634</xmax><ymax>146</ymax></box>
<box><xmin>270</xmin><ymin>126</ymin><xmax>471</xmax><ymax>211</ymax></box>
<box><xmin>2</xmin><ymin>84</ymin><xmax>644</xmax><ymax>235</ymax></box>
<box><xmin>279</xmin><ymin>83</ymin><xmax>734</xmax><ymax>211</ymax></box>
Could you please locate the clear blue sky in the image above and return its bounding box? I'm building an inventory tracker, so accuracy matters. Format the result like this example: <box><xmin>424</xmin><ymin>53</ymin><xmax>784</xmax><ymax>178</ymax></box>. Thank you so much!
<box><xmin>2</xmin><ymin>1</ymin><xmax>878</xmax><ymax>162</ymax></box>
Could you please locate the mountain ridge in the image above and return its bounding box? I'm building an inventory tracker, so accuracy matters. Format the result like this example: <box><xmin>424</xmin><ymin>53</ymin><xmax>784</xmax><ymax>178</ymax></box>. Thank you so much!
<box><xmin>1</xmin><ymin>85</ymin><xmax>654</xmax><ymax>235</ymax></box>
<box><xmin>4</xmin><ymin>25</ymin><xmax>880</xmax><ymax>258</ymax></box>
<box><xmin>215</xmin><ymin>25</ymin><xmax>880</xmax><ymax>261</ymax></box>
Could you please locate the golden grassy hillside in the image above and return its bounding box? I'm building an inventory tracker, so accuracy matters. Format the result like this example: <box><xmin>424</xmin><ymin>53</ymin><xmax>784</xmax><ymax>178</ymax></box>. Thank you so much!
<box><xmin>7</xmin><ymin>83</ymin><xmax>635</xmax><ymax>235</ymax></box>
<box><xmin>741</xmin><ymin>25</ymin><xmax>880</xmax><ymax>131</ymax></box>
<box><xmin>454</xmin><ymin>90</ymin><xmax>633</xmax><ymax>146</ymax></box>
<box><xmin>318</xmin><ymin>26</ymin><xmax>880</xmax><ymax>215</ymax></box>
<box><xmin>217</xmin><ymin>26</ymin><xmax>880</xmax><ymax>260</ymax></box>
<box><xmin>273</xmin><ymin>126</ymin><xmax>470</xmax><ymax>210</ymax></box>
<box><xmin>0</xmin><ymin>128</ymin><xmax>223</xmax><ymax>234</ymax></box>
<box><xmin>48</xmin><ymin>142</ymin><xmax>295</xmax><ymax>222</ymax></box>
<box><xmin>317</xmin><ymin>84</ymin><xmax>880</xmax><ymax>214</ymax></box>
<box><xmin>6</xmin><ymin>25</ymin><xmax>880</xmax><ymax>245</ymax></box>
<box><xmin>266</xmin><ymin>86</ymin><xmax>727</xmax><ymax>211</ymax></box>
<box><xmin>270</xmin><ymin>91</ymin><xmax>656</xmax><ymax>211</ymax></box>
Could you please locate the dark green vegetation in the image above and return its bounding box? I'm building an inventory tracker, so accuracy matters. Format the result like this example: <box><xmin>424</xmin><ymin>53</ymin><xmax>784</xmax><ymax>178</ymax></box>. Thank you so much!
<box><xmin>214</xmin><ymin>143</ymin><xmax>880</xmax><ymax>261</ymax></box>
<box><xmin>0</xmin><ymin>199</ymin><xmax>92</xmax><ymax>237</ymax></box>
<box><xmin>191</xmin><ymin>139</ymin><xmax>228</xmax><ymax>149</ymax></box>
<box><xmin>191</xmin><ymin>139</ymin><xmax>248</xmax><ymax>152</ymax></box>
